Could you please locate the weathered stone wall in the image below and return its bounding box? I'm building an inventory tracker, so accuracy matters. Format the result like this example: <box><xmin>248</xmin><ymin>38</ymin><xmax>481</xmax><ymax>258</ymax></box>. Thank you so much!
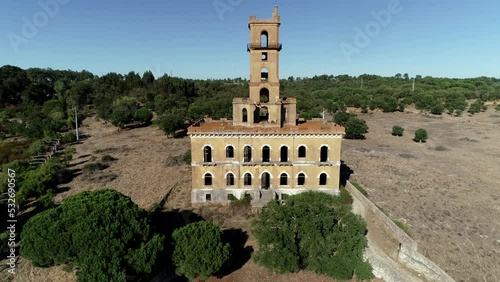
<box><xmin>346</xmin><ymin>181</ymin><xmax>455</xmax><ymax>282</ymax></box>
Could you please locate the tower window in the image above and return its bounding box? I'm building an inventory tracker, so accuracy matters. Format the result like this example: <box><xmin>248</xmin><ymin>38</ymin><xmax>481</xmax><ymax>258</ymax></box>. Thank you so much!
<box><xmin>262</xmin><ymin>146</ymin><xmax>270</xmax><ymax>162</ymax></box>
<box><xmin>262</xmin><ymin>52</ymin><xmax>268</xmax><ymax>61</ymax></box>
<box><xmin>319</xmin><ymin>173</ymin><xmax>328</xmax><ymax>186</ymax></box>
<box><xmin>203</xmin><ymin>146</ymin><xmax>212</xmax><ymax>163</ymax></box>
<box><xmin>242</xmin><ymin>108</ymin><xmax>248</xmax><ymax>123</ymax></box>
<box><xmin>260</xmin><ymin>88</ymin><xmax>269</xmax><ymax>103</ymax></box>
<box><xmin>261</xmin><ymin>68</ymin><xmax>269</xmax><ymax>81</ymax></box>
<box><xmin>226</xmin><ymin>173</ymin><xmax>235</xmax><ymax>186</ymax></box>
<box><xmin>244</xmin><ymin>146</ymin><xmax>252</xmax><ymax>162</ymax></box>
<box><xmin>205</xmin><ymin>194</ymin><xmax>212</xmax><ymax>201</ymax></box>
<box><xmin>204</xmin><ymin>173</ymin><xmax>213</xmax><ymax>186</ymax></box>
<box><xmin>280</xmin><ymin>173</ymin><xmax>288</xmax><ymax>186</ymax></box>
<box><xmin>320</xmin><ymin>146</ymin><xmax>328</xmax><ymax>162</ymax></box>
<box><xmin>226</xmin><ymin>146</ymin><xmax>234</xmax><ymax>158</ymax></box>
<box><xmin>297</xmin><ymin>173</ymin><xmax>306</xmax><ymax>186</ymax></box>
<box><xmin>261</xmin><ymin>31</ymin><xmax>268</xmax><ymax>48</ymax></box>
<box><xmin>280</xmin><ymin>146</ymin><xmax>288</xmax><ymax>162</ymax></box>
<box><xmin>244</xmin><ymin>173</ymin><xmax>252</xmax><ymax>186</ymax></box>
<box><xmin>298</xmin><ymin>146</ymin><xmax>306</xmax><ymax>158</ymax></box>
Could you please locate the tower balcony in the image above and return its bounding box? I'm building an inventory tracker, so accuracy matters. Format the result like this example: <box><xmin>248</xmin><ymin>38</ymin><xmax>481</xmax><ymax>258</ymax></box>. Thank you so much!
<box><xmin>247</xmin><ymin>43</ymin><xmax>282</xmax><ymax>52</ymax></box>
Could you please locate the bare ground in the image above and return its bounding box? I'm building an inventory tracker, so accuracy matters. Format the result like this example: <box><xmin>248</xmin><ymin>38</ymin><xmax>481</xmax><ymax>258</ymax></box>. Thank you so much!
<box><xmin>7</xmin><ymin>108</ymin><xmax>499</xmax><ymax>282</ymax></box>
<box><xmin>343</xmin><ymin>108</ymin><xmax>500</xmax><ymax>282</ymax></box>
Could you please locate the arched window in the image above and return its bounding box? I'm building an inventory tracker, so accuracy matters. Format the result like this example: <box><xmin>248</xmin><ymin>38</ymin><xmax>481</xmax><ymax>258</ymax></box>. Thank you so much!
<box><xmin>297</xmin><ymin>173</ymin><xmax>306</xmax><ymax>186</ymax></box>
<box><xmin>244</xmin><ymin>173</ymin><xmax>252</xmax><ymax>186</ymax></box>
<box><xmin>262</xmin><ymin>146</ymin><xmax>270</xmax><ymax>162</ymax></box>
<box><xmin>260</xmin><ymin>88</ymin><xmax>269</xmax><ymax>103</ymax></box>
<box><xmin>244</xmin><ymin>146</ymin><xmax>252</xmax><ymax>162</ymax></box>
<box><xmin>203</xmin><ymin>146</ymin><xmax>212</xmax><ymax>163</ymax></box>
<box><xmin>298</xmin><ymin>146</ymin><xmax>306</xmax><ymax>158</ymax></box>
<box><xmin>204</xmin><ymin>173</ymin><xmax>213</xmax><ymax>186</ymax></box>
<box><xmin>226</xmin><ymin>173</ymin><xmax>235</xmax><ymax>186</ymax></box>
<box><xmin>261</xmin><ymin>31</ymin><xmax>268</xmax><ymax>48</ymax></box>
<box><xmin>242</xmin><ymin>108</ymin><xmax>248</xmax><ymax>122</ymax></box>
<box><xmin>280</xmin><ymin>173</ymin><xmax>288</xmax><ymax>186</ymax></box>
<box><xmin>226</xmin><ymin>146</ymin><xmax>234</xmax><ymax>158</ymax></box>
<box><xmin>261</xmin><ymin>172</ymin><xmax>271</xmax><ymax>189</ymax></box>
<box><xmin>320</xmin><ymin>146</ymin><xmax>328</xmax><ymax>162</ymax></box>
<box><xmin>319</xmin><ymin>173</ymin><xmax>328</xmax><ymax>186</ymax></box>
<box><xmin>280</xmin><ymin>146</ymin><xmax>288</xmax><ymax>162</ymax></box>
<box><xmin>261</xmin><ymin>68</ymin><xmax>269</xmax><ymax>81</ymax></box>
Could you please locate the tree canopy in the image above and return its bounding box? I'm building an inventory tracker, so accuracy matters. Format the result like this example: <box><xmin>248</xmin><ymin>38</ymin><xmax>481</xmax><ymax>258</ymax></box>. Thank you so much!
<box><xmin>20</xmin><ymin>189</ymin><xmax>164</xmax><ymax>281</ymax></box>
<box><xmin>252</xmin><ymin>192</ymin><xmax>373</xmax><ymax>280</ymax></box>
<box><xmin>172</xmin><ymin>220</ymin><xmax>231</xmax><ymax>281</ymax></box>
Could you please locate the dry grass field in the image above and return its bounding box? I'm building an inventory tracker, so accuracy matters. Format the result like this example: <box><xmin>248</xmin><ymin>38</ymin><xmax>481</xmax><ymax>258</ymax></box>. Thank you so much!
<box><xmin>343</xmin><ymin>107</ymin><xmax>500</xmax><ymax>282</ymax></box>
<box><xmin>4</xmin><ymin>107</ymin><xmax>499</xmax><ymax>282</ymax></box>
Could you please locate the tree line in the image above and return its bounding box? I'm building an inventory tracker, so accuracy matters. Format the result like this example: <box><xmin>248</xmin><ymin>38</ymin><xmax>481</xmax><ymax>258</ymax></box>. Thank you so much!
<box><xmin>1</xmin><ymin>65</ymin><xmax>499</xmax><ymax>140</ymax></box>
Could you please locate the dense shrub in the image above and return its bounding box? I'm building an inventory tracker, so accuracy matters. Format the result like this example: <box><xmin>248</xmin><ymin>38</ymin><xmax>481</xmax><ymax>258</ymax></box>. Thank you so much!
<box><xmin>183</xmin><ymin>150</ymin><xmax>191</xmax><ymax>165</ymax></box>
<box><xmin>468</xmin><ymin>99</ymin><xmax>485</xmax><ymax>115</ymax></box>
<box><xmin>20</xmin><ymin>189</ymin><xmax>164</xmax><ymax>281</ymax></box>
<box><xmin>345</xmin><ymin>117</ymin><xmax>369</xmax><ymax>139</ymax></box>
<box><xmin>229</xmin><ymin>193</ymin><xmax>252</xmax><ymax>207</ymax></box>
<box><xmin>61</xmin><ymin>132</ymin><xmax>77</xmax><ymax>144</ymax></box>
<box><xmin>414</xmin><ymin>128</ymin><xmax>428</xmax><ymax>143</ymax></box>
<box><xmin>110</xmin><ymin>98</ymin><xmax>137</xmax><ymax>128</ymax></box>
<box><xmin>0</xmin><ymin>140</ymin><xmax>32</xmax><ymax>165</ymax></box>
<box><xmin>172</xmin><ymin>221</ymin><xmax>231</xmax><ymax>281</ymax></box>
<box><xmin>133</xmin><ymin>107</ymin><xmax>153</xmax><ymax>124</ymax></box>
<box><xmin>158</xmin><ymin>109</ymin><xmax>186</xmax><ymax>136</ymax></box>
<box><xmin>392</xmin><ymin>125</ymin><xmax>404</xmax><ymax>136</ymax></box>
<box><xmin>17</xmin><ymin>158</ymin><xmax>63</xmax><ymax>203</ymax></box>
<box><xmin>252</xmin><ymin>192</ymin><xmax>372</xmax><ymax>280</ymax></box>
<box><xmin>28</xmin><ymin>139</ymin><xmax>48</xmax><ymax>156</ymax></box>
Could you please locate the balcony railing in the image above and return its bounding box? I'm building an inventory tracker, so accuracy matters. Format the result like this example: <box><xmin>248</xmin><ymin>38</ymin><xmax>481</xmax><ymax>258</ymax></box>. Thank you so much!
<box><xmin>247</xmin><ymin>43</ymin><xmax>282</xmax><ymax>51</ymax></box>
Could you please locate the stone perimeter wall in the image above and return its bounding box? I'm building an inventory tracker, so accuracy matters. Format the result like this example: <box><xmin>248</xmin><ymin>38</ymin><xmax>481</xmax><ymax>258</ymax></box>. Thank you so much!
<box><xmin>345</xmin><ymin>181</ymin><xmax>455</xmax><ymax>282</ymax></box>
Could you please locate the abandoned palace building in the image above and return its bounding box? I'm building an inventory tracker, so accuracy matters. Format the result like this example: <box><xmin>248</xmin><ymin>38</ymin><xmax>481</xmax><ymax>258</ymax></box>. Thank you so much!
<box><xmin>188</xmin><ymin>6</ymin><xmax>345</xmax><ymax>204</ymax></box>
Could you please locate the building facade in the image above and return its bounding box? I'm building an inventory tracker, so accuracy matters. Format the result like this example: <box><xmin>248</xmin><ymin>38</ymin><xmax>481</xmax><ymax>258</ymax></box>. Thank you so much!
<box><xmin>188</xmin><ymin>6</ymin><xmax>345</xmax><ymax>204</ymax></box>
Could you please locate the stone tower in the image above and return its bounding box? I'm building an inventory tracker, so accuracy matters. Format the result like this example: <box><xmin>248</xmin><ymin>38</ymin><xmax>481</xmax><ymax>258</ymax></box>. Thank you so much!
<box><xmin>233</xmin><ymin>5</ymin><xmax>297</xmax><ymax>128</ymax></box>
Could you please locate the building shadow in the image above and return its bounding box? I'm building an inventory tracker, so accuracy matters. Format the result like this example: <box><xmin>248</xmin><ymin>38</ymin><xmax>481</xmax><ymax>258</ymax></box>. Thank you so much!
<box><xmin>340</xmin><ymin>160</ymin><xmax>354</xmax><ymax>187</ymax></box>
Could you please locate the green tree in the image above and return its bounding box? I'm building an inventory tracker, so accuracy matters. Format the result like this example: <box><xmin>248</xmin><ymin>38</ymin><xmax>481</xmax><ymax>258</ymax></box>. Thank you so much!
<box><xmin>158</xmin><ymin>109</ymin><xmax>186</xmax><ymax>136</ymax></box>
<box><xmin>345</xmin><ymin>117</ymin><xmax>369</xmax><ymax>139</ymax></box>
<box><xmin>392</xmin><ymin>125</ymin><xmax>404</xmax><ymax>136</ymax></box>
<box><xmin>20</xmin><ymin>189</ymin><xmax>164</xmax><ymax>281</ymax></box>
<box><xmin>110</xmin><ymin>98</ymin><xmax>137</xmax><ymax>128</ymax></box>
<box><xmin>252</xmin><ymin>192</ymin><xmax>373</xmax><ymax>280</ymax></box>
<box><xmin>172</xmin><ymin>221</ymin><xmax>231</xmax><ymax>281</ymax></box>
<box><xmin>468</xmin><ymin>100</ymin><xmax>484</xmax><ymax>115</ymax></box>
<box><xmin>333</xmin><ymin>112</ymin><xmax>356</xmax><ymax>126</ymax></box>
<box><xmin>133</xmin><ymin>107</ymin><xmax>153</xmax><ymax>124</ymax></box>
<box><xmin>414</xmin><ymin>128</ymin><xmax>428</xmax><ymax>143</ymax></box>
<box><xmin>431</xmin><ymin>103</ymin><xmax>445</xmax><ymax>115</ymax></box>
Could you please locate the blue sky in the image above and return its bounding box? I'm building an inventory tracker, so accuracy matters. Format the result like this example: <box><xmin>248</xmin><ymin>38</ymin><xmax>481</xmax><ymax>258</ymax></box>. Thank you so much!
<box><xmin>1</xmin><ymin>0</ymin><xmax>499</xmax><ymax>79</ymax></box>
